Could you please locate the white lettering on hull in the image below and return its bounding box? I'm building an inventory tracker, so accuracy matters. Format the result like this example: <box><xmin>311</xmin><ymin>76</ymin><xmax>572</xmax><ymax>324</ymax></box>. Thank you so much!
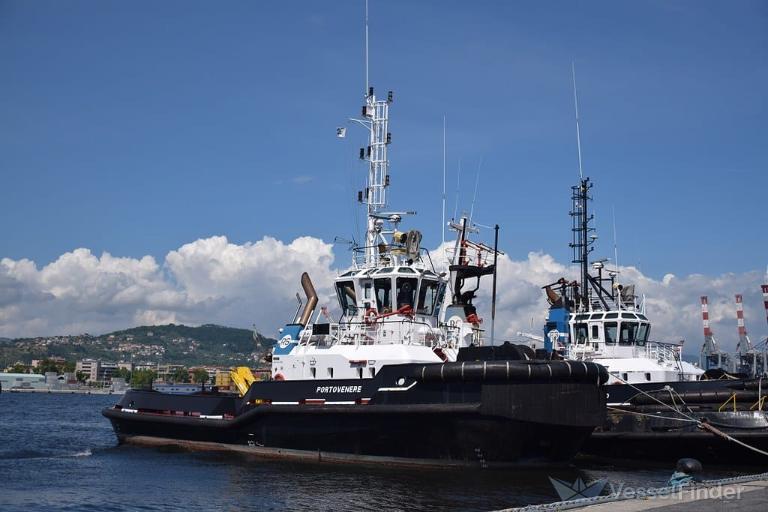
<box><xmin>315</xmin><ymin>385</ymin><xmax>362</xmax><ymax>394</ymax></box>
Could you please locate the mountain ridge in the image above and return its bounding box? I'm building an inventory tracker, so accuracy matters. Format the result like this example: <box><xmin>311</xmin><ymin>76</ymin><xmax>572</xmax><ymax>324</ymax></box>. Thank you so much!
<box><xmin>1</xmin><ymin>323</ymin><xmax>276</xmax><ymax>367</ymax></box>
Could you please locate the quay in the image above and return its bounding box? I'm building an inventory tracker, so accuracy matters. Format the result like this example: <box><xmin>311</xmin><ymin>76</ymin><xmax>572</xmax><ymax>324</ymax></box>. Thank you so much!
<box><xmin>504</xmin><ymin>473</ymin><xmax>768</xmax><ymax>512</ymax></box>
<box><xmin>6</xmin><ymin>387</ymin><xmax>117</xmax><ymax>395</ymax></box>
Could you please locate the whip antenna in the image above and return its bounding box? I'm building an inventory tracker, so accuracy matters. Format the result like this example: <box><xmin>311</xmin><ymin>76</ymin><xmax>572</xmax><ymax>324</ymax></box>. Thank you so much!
<box><xmin>453</xmin><ymin>159</ymin><xmax>461</xmax><ymax>221</ymax></box>
<box><xmin>469</xmin><ymin>156</ymin><xmax>483</xmax><ymax>224</ymax></box>
<box><xmin>572</xmin><ymin>62</ymin><xmax>584</xmax><ymax>180</ymax></box>
<box><xmin>364</xmin><ymin>0</ymin><xmax>369</xmax><ymax>95</ymax></box>
<box><xmin>612</xmin><ymin>205</ymin><xmax>619</xmax><ymax>272</ymax></box>
<box><xmin>442</xmin><ymin>116</ymin><xmax>447</xmax><ymax>246</ymax></box>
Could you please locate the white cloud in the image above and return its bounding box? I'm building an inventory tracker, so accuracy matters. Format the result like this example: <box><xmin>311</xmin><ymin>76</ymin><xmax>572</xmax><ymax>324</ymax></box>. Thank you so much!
<box><xmin>0</xmin><ymin>236</ymin><xmax>336</xmax><ymax>338</ymax></box>
<box><xmin>0</xmin><ymin>237</ymin><xmax>765</xmax><ymax>360</ymax></box>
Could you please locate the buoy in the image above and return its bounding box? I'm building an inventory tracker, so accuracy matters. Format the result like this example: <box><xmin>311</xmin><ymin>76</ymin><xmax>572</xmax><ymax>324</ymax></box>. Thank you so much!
<box><xmin>667</xmin><ymin>458</ymin><xmax>703</xmax><ymax>487</ymax></box>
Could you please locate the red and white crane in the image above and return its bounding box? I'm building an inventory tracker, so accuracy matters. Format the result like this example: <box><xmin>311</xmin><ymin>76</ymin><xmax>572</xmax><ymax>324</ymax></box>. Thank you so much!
<box><xmin>700</xmin><ymin>295</ymin><xmax>731</xmax><ymax>371</ymax></box>
<box><xmin>735</xmin><ymin>294</ymin><xmax>753</xmax><ymax>354</ymax></box>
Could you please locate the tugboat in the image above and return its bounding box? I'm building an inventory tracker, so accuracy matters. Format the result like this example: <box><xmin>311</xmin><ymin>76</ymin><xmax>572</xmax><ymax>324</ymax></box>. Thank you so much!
<box><xmin>534</xmin><ymin>177</ymin><xmax>704</xmax><ymax>391</ymax></box>
<box><xmin>531</xmin><ymin>175</ymin><xmax>768</xmax><ymax>465</ymax></box>
<box><xmin>103</xmin><ymin>61</ymin><xmax>609</xmax><ymax>467</ymax></box>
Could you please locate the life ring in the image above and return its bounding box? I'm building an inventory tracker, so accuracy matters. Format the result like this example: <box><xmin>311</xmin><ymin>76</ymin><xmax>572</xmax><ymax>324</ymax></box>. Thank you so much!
<box><xmin>273</xmin><ymin>373</ymin><xmax>285</xmax><ymax>381</ymax></box>
<box><xmin>364</xmin><ymin>308</ymin><xmax>378</xmax><ymax>325</ymax></box>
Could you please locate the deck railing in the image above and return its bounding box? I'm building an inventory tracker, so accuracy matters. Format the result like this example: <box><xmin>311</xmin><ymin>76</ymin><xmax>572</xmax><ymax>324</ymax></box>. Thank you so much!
<box><xmin>299</xmin><ymin>316</ymin><xmax>454</xmax><ymax>349</ymax></box>
<box><xmin>566</xmin><ymin>339</ymin><xmax>683</xmax><ymax>367</ymax></box>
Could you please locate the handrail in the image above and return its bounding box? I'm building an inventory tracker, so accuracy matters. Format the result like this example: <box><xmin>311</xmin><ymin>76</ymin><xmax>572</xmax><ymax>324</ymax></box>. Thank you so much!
<box><xmin>302</xmin><ymin>316</ymin><xmax>449</xmax><ymax>349</ymax></box>
<box><xmin>750</xmin><ymin>395</ymin><xmax>766</xmax><ymax>411</ymax></box>
<box><xmin>718</xmin><ymin>392</ymin><xmax>738</xmax><ymax>412</ymax></box>
<box><xmin>350</xmin><ymin>245</ymin><xmax>435</xmax><ymax>269</ymax></box>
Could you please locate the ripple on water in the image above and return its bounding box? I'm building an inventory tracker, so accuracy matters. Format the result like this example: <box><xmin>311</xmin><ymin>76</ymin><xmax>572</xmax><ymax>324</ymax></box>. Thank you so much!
<box><xmin>0</xmin><ymin>392</ymin><xmax>754</xmax><ymax>512</ymax></box>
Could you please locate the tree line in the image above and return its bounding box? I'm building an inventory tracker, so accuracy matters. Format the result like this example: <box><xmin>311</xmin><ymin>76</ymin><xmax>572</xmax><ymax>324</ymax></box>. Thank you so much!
<box><xmin>125</xmin><ymin>367</ymin><xmax>210</xmax><ymax>388</ymax></box>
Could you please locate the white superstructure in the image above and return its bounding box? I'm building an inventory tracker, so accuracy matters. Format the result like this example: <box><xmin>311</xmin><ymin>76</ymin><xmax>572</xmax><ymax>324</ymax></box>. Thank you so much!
<box><xmin>270</xmin><ymin>84</ymin><xmax>498</xmax><ymax>382</ymax></box>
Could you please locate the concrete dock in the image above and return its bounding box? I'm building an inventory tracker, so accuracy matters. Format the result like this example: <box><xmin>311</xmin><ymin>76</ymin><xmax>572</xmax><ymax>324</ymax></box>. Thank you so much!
<box><xmin>568</xmin><ymin>479</ymin><xmax>768</xmax><ymax>511</ymax></box>
<box><xmin>505</xmin><ymin>474</ymin><xmax>768</xmax><ymax>512</ymax></box>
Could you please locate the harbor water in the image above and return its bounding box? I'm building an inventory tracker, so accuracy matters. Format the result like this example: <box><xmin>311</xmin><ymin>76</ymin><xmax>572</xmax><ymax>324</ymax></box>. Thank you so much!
<box><xmin>0</xmin><ymin>392</ymin><xmax>753</xmax><ymax>511</ymax></box>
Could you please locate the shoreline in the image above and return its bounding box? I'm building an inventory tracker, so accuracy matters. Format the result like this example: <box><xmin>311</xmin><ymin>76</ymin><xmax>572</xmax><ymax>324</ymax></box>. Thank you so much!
<box><xmin>2</xmin><ymin>387</ymin><xmax>122</xmax><ymax>395</ymax></box>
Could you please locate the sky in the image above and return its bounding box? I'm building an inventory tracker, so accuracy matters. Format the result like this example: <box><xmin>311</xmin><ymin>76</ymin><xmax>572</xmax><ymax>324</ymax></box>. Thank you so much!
<box><xmin>0</xmin><ymin>1</ymin><xmax>766</xmax><ymax>354</ymax></box>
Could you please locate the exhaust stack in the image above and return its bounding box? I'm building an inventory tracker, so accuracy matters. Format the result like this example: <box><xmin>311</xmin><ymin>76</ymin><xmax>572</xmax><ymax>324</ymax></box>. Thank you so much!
<box><xmin>298</xmin><ymin>272</ymin><xmax>318</xmax><ymax>327</ymax></box>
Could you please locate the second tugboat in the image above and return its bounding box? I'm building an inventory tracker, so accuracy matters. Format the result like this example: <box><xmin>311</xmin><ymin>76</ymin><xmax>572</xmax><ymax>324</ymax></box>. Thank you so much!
<box><xmin>103</xmin><ymin>43</ymin><xmax>608</xmax><ymax>466</ymax></box>
<box><xmin>530</xmin><ymin>175</ymin><xmax>768</xmax><ymax>465</ymax></box>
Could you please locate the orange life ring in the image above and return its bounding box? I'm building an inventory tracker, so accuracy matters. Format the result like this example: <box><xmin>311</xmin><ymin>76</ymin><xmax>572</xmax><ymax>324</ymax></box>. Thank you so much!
<box><xmin>273</xmin><ymin>373</ymin><xmax>285</xmax><ymax>381</ymax></box>
<box><xmin>364</xmin><ymin>308</ymin><xmax>378</xmax><ymax>325</ymax></box>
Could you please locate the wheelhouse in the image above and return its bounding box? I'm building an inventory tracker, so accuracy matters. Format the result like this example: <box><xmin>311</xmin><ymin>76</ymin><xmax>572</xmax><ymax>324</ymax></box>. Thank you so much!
<box><xmin>570</xmin><ymin>311</ymin><xmax>651</xmax><ymax>348</ymax></box>
<box><xmin>335</xmin><ymin>266</ymin><xmax>445</xmax><ymax>323</ymax></box>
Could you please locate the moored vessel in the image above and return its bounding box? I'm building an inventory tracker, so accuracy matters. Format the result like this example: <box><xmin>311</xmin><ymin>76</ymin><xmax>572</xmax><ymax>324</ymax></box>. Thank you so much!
<box><xmin>530</xmin><ymin>174</ymin><xmax>768</xmax><ymax>465</ymax></box>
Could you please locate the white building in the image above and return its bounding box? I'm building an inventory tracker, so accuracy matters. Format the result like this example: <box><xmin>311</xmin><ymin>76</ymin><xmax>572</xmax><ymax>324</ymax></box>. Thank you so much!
<box><xmin>75</xmin><ymin>359</ymin><xmax>120</xmax><ymax>383</ymax></box>
<box><xmin>0</xmin><ymin>373</ymin><xmax>46</xmax><ymax>390</ymax></box>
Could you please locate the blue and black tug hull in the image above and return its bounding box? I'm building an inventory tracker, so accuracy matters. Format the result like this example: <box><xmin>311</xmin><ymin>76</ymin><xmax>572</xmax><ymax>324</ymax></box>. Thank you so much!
<box><xmin>103</xmin><ymin>359</ymin><xmax>608</xmax><ymax>468</ymax></box>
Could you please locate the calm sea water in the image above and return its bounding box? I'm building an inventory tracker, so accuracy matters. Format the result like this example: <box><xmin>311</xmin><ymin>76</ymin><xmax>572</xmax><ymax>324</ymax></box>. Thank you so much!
<box><xmin>0</xmin><ymin>393</ymin><xmax>751</xmax><ymax>512</ymax></box>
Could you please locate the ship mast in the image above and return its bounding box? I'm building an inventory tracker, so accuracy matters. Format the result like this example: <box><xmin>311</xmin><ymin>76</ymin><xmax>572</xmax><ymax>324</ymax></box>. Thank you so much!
<box><xmin>361</xmin><ymin>87</ymin><xmax>393</xmax><ymax>266</ymax></box>
<box><xmin>570</xmin><ymin>178</ymin><xmax>594</xmax><ymax>306</ymax></box>
<box><xmin>351</xmin><ymin>1</ymin><xmax>394</xmax><ymax>267</ymax></box>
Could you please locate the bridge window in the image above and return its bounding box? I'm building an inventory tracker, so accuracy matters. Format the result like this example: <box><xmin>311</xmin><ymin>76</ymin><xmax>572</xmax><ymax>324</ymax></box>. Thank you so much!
<box><xmin>605</xmin><ymin>322</ymin><xmax>618</xmax><ymax>344</ymax></box>
<box><xmin>433</xmin><ymin>282</ymin><xmax>447</xmax><ymax>317</ymax></box>
<box><xmin>574</xmin><ymin>323</ymin><xmax>588</xmax><ymax>344</ymax></box>
<box><xmin>396</xmin><ymin>277</ymin><xmax>418</xmax><ymax>309</ymax></box>
<box><xmin>416</xmin><ymin>279</ymin><xmax>440</xmax><ymax>315</ymax></box>
<box><xmin>374</xmin><ymin>278</ymin><xmax>392</xmax><ymax>312</ymax></box>
<box><xmin>620</xmin><ymin>322</ymin><xmax>640</xmax><ymax>345</ymax></box>
<box><xmin>637</xmin><ymin>323</ymin><xmax>649</xmax><ymax>342</ymax></box>
<box><xmin>335</xmin><ymin>281</ymin><xmax>357</xmax><ymax>316</ymax></box>
<box><xmin>591</xmin><ymin>325</ymin><xmax>599</xmax><ymax>340</ymax></box>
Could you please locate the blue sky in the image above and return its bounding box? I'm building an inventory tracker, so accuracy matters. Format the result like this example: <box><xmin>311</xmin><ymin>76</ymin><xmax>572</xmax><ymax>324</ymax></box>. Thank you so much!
<box><xmin>1</xmin><ymin>1</ymin><xmax>766</xmax><ymax>278</ymax></box>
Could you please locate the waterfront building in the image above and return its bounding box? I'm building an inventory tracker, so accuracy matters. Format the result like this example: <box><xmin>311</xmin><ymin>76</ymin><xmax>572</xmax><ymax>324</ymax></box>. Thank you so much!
<box><xmin>75</xmin><ymin>359</ymin><xmax>120</xmax><ymax>383</ymax></box>
<box><xmin>0</xmin><ymin>373</ymin><xmax>46</xmax><ymax>390</ymax></box>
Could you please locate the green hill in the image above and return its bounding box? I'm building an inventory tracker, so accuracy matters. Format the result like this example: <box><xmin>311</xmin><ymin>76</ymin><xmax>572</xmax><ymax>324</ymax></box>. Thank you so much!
<box><xmin>1</xmin><ymin>324</ymin><xmax>276</xmax><ymax>368</ymax></box>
